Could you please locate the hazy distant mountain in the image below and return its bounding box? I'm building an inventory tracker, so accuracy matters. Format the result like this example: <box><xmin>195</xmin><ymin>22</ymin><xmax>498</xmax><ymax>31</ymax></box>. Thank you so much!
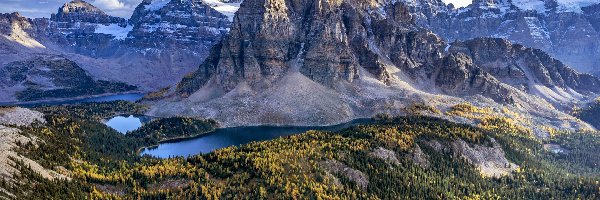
<box><xmin>0</xmin><ymin>0</ymin><xmax>239</xmax><ymax>102</ymax></box>
<box><xmin>405</xmin><ymin>0</ymin><xmax>600</xmax><ymax>73</ymax></box>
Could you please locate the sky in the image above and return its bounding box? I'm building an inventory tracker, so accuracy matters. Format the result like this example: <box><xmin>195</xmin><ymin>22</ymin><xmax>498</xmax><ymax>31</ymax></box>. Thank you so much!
<box><xmin>443</xmin><ymin>0</ymin><xmax>473</xmax><ymax>8</ymax></box>
<box><xmin>0</xmin><ymin>0</ymin><xmax>144</xmax><ymax>18</ymax></box>
<box><xmin>0</xmin><ymin>0</ymin><xmax>474</xmax><ymax>19</ymax></box>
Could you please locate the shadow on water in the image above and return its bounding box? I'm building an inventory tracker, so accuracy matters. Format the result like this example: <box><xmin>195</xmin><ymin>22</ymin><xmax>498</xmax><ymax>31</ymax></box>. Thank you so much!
<box><xmin>142</xmin><ymin>118</ymin><xmax>373</xmax><ymax>158</ymax></box>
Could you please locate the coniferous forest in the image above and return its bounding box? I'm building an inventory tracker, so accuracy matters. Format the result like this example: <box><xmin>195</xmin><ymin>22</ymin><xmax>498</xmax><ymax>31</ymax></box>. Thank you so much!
<box><xmin>0</xmin><ymin>102</ymin><xmax>599</xmax><ymax>199</ymax></box>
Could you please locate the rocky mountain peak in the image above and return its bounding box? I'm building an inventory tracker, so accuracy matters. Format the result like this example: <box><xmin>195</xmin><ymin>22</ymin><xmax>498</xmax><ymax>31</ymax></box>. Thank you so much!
<box><xmin>50</xmin><ymin>0</ymin><xmax>126</xmax><ymax>24</ymax></box>
<box><xmin>146</xmin><ymin>0</ymin><xmax>600</xmax><ymax>128</ymax></box>
<box><xmin>127</xmin><ymin>0</ymin><xmax>231</xmax><ymax>51</ymax></box>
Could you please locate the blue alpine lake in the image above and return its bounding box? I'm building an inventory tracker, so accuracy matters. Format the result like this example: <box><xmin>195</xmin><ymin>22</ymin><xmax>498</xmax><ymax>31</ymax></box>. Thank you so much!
<box><xmin>104</xmin><ymin>115</ymin><xmax>153</xmax><ymax>134</ymax></box>
<box><xmin>141</xmin><ymin>118</ymin><xmax>373</xmax><ymax>158</ymax></box>
<box><xmin>2</xmin><ymin>92</ymin><xmax>371</xmax><ymax>159</ymax></box>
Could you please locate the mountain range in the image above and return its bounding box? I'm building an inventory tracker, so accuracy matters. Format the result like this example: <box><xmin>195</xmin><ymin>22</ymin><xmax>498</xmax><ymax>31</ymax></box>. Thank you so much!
<box><xmin>2</xmin><ymin>0</ymin><xmax>600</xmax><ymax>198</ymax></box>
<box><xmin>0</xmin><ymin>0</ymin><xmax>238</xmax><ymax>102</ymax></box>
<box><xmin>146</xmin><ymin>0</ymin><xmax>600</xmax><ymax>135</ymax></box>
<box><xmin>408</xmin><ymin>0</ymin><xmax>600</xmax><ymax>74</ymax></box>
<box><xmin>1</xmin><ymin>0</ymin><xmax>599</xmax><ymax>134</ymax></box>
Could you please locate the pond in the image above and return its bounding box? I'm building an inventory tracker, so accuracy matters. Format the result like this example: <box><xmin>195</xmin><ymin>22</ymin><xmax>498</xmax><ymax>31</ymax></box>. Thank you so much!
<box><xmin>141</xmin><ymin>118</ymin><xmax>373</xmax><ymax>158</ymax></box>
<box><xmin>0</xmin><ymin>93</ymin><xmax>145</xmax><ymax>107</ymax></box>
<box><xmin>104</xmin><ymin>115</ymin><xmax>154</xmax><ymax>134</ymax></box>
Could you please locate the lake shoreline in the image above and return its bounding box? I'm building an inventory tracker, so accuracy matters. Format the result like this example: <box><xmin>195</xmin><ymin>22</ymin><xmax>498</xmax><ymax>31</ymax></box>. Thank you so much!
<box><xmin>140</xmin><ymin>118</ymin><xmax>374</xmax><ymax>158</ymax></box>
<box><xmin>136</xmin><ymin>130</ymin><xmax>216</xmax><ymax>156</ymax></box>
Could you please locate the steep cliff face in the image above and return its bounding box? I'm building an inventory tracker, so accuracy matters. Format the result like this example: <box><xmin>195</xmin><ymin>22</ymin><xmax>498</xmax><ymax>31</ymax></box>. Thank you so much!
<box><xmin>409</xmin><ymin>0</ymin><xmax>600</xmax><ymax>73</ymax></box>
<box><xmin>150</xmin><ymin>0</ymin><xmax>596</xmax><ymax>129</ymax></box>
<box><xmin>176</xmin><ymin>0</ymin><xmax>507</xmax><ymax>99</ymax></box>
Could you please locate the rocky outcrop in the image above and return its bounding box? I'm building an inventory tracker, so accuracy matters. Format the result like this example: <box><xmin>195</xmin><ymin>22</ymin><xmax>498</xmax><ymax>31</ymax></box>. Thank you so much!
<box><xmin>0</xmin><ymin>109</ymin><xmax>69</xmax><ymax>186</ymax></box>
<box><xmin>408</xmin><ymin>144</ymin><xmax>430</xmax><ymax>168</ymax></box>
<box><xmin>0</xmin><ymin>107</ymin><xmax>45</xmax><ymax>126</ymax></box>
<box><xmin>451</xmin><ymin>138</ymin><xmax>518</xmax><ymax>178</ymax></box>
<box><xmin>369</xmin><ymin>147</ymin><xmax>400</xmax><ymax>165</ymax></box>
<box><xmin>433</xmin><ymin>52</ymin><xmax>516</xmax><ymax>103</ymax></box>
<box><xmin>321</xmin><ymin>159</ymin><xmax>369</xmax><ymax>189</ymax></box>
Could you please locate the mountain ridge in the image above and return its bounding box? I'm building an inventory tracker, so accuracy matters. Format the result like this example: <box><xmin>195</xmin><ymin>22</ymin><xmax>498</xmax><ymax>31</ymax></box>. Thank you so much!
<box><xmin>409</xmin><ymin>0</ymin><xmax>600</xmax><ymax>73</ymax></box>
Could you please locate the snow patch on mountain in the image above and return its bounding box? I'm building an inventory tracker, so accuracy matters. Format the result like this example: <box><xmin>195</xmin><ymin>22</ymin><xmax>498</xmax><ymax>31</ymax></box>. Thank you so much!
<box><xmin>556</xmin><ymin>0</ymin><xmax>599</xmax><ymax>13</ymax></box>
<box><xmin>523</xmin><ymin>17</ymin><xmax>550</xmax><ymax>42</ymax></box>
<box><xmin>145</xmin><ymin>0</ymin><xmax>169</xmax><ymax>11</ymax></box>
<box><xmin>202</xmin><ymin>0</ymin><xmax>241</xmax><ymax>21</ymax></box>
<box><xmin>512</xmin><ymin>0</ymin><xmax>547</xmax><ymax>13</ymax></box>
<box><xmin>513</xmin><ymin>0</ymin><xmax>599</xmax><ymax>14</ymax></box>
<box><xmin>94</xmin><ymin>23</ymin><xmax>133</xmax><ymax>40</ymax></box>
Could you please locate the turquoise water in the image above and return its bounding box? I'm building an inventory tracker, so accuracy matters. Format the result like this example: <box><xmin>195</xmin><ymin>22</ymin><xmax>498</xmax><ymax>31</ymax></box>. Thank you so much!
<box><xmin>141</xmin><ymin>119</ymin><xmax>372</xmax><ymax>158</ymax></box>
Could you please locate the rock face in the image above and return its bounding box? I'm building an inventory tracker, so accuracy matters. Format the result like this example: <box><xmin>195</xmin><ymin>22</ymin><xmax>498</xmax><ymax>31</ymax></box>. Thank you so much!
<box><xmin>408</xmin><ymin>0</ymin><xmax>600</xmax><ymax>73</ymax></box>
<box><xmin>43</xmin><ymin>0</ymin><xmax>129</xmax><ymax>57</ymax></box>
<box><xmin>0</xmin><ymin>0</ymin><xmax>239</xmax><ymax>101</ymax></box>
<box><xmin>451</xmin><ymin>139</ymin><xmax>518</xmax><ymax>178</ymax></box>
<box><xmin>50</xmin><ymin>0</ymin><xmax>126</xmax><ymax>24</ymax></box>
<box><xmin>127</xmin><ymin>0</ymin><xmax>230</xmax><ymax>55</ymax></box>
<box><xmin>321</xmin><ymin>159</ymin><xmax>369</xmax><ymax>189</ymax></box>
<box><xmin>150</xmin><ymin>0</ymin><xmax>597</xmax><ymax>129</ymax></box>
<box><xmin>175</xmin><ymin>0</ymin><xmax>507</xmax><ymax>99</ymax></box>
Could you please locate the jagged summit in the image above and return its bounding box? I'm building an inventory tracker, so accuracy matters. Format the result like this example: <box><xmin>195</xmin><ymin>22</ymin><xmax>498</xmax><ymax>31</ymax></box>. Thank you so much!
<box><xmin>50</xmin><ymin>0</ymin><xmax>126</xmax><ymax>24</ymax></box>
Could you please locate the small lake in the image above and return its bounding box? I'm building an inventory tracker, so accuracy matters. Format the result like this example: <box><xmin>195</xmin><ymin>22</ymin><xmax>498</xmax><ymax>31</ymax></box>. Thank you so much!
<box><xmin>0</xmin><ymin>93</ymin><xmax>145</xmax><ymax>107</ymax></box>
<box><xmin>141</xmin><ymin>118</ymin><xmax>373</xmax><ymax>158</ymax></box>
<box><xmin>104</xmin><ymin>115</ymin><xmax>153</xmax><ymax>134</ymax></box>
